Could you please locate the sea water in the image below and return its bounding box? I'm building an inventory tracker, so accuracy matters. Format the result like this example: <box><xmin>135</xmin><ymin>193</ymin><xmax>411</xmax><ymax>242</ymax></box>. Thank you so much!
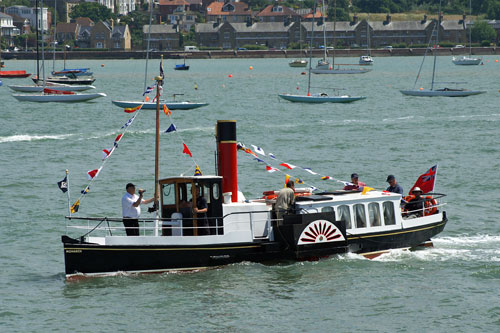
<box><xmin>1</xmin><ymin>56</ymin><xmax>499</xmax><ymax>332</ymax></box>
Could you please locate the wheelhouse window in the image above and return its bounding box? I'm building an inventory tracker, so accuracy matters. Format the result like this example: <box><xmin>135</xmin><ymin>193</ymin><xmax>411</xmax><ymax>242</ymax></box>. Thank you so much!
<box><xmin>337</xmin><ymin>205</ymin><xmax>351</xmax><ymax>229</ymax></box>
<box><xmin>368</xmin><ymin>203</ymin><xmax>381</xmax><ymax>227</ymax></box>
<box><xmin>383</xmin><ymin>201</ymin><xmax>396</xmax><ymax>225</ymax></box>
<box><xmin>213</xmin><ymin>182</ymin><xmax>220</xmax><ymax>200</ymax></box>
<box><xmin>162</xmin><ymin>183</ymin><xmax>175</xmax><ymax>205</ymax></box>
<box><xmin>354</xmin><ymin>204</ymin><xmax>366</xmax><ymax>228</ymax></box>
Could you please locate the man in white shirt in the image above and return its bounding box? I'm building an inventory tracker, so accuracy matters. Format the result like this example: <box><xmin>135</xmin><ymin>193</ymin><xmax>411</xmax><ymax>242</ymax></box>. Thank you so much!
<box><xmin>122</xmin><ymin>183</ymin><xmax>154</xmax><ymax>236</ymax></box>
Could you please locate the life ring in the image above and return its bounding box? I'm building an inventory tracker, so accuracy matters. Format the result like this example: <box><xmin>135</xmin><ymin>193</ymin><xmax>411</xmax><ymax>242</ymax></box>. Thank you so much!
<box><xmin>423</xmin><ymin>196</ymin><xmax>437</xmax><ymax>216</ymax></box>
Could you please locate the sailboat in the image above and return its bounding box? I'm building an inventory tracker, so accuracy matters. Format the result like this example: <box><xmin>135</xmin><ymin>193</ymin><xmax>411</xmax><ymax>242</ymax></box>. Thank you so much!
<box><xmin>400</xmin><ymin>1</ymin><xmax>485</xmax><ymax>97</ymax></box>
<box><xmin>359</xmin><ymin>20</ymin><xmax>374</xmax><ymax>65</ymax></box>
<box><xmin>278</xmin><ymin>2</ymin><xmax>366</xmax><ymax>103</ymax></box>
<box><xmin>452</xmin><ymin>0</ymin><xmax>481</xmax><ymax>66</ymax></box>
<box><xmin>311</xmin><ymin>0</ymin><xmax>371</xmax><ymax>75</ymax></box>
<box><xmin>289</xmin><ymin>19</ymin><xmax>308</xmax><ymax>67</ymax></box>
<box><xmin>12</xmin><ymin>0</ymin><xmax>105</xmax><ymax>102</ymax></box>
<box><xmin>174</xmin><ymin>54</ymin><xmax>189</xmax><ymax>70</ymax></box>
<box><xmin>112</xmin><ymin>9</ymin><xmax>208</xmax><ymax>111</ymax></box>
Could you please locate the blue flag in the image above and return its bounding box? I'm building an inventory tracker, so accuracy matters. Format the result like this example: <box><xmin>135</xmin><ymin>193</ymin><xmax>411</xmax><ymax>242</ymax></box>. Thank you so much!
<box><xmin>165</xmin><ymin>124</ymin><xmax>177</xmax><ymax>133</ymax></box>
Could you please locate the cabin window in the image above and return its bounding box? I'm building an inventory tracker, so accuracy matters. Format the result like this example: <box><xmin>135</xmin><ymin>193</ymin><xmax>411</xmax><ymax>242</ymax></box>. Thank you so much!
<box><xmin>354</xmin><ymin>204</ymin><xmax>366</xmax><ymax>228</ymax></box>
<box><xmin>337</xmin><ymin>205</ymin><xmax>351</xmax><ymax>229</ymax></box>
<box><xmin>203</xmin><ymin>183</ymin><xmax>211</xmax><ymax>204</ymax></box>
<box><xmin>162</xmin><ymin>184</ymin><xmax>175</xmax><ymax>205</ymax></box>
<box><xmin>368</xmin><ymin>202</ymin><xmax>381</xmax><ymax>227</ymax></box>
<box><xmin>321</xmin><ymin>206</ymin><xmax>334</xmax><ymax>213</ymax></box>
<box><xmin>213</xmin><ymin>182</ymin><xmax>220</xmax><ymax>200</ymax></box>
<box><xmin>383</xmin><ymin>201</ymin><xmax>396</xmax><ymax>225</ymax></box>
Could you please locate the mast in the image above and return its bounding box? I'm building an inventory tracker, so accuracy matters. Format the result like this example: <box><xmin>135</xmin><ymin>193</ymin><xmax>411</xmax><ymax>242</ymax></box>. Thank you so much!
<box><xmin>321</xmin><ymin>0</ymin><xmax>327</xmax><ymax>61</ymax></box>
<box><xmin>143</xmin><ymin>0</ymin><xmax>155</xmax><ymax>92</ymax></box>
<box><xmin>468</xmin><ymin>0</ymin><xmax>472</xmax><ymax>57</ymax></box>
<box><xmin>307</xmin><ymin>1</ymin><xmax>316</xmax><ymax>95</ymax></box>
<box><xmin>41</xmin><ymin>0</ymin><xmax>46</xmax><ymax>87</ymax></box>
<box><xmin>431</xmin><ymin>1</ymin><xmax>441</xmax><ymax>91</ymax></box>
<box><xmin>35</xmin><ymin>0</ymin><xmax>40</xmax><ymax>80</ymax></box>
<box><xmin>367</xmin><ymin>17</ymin><xmax>371</xmax><ymax>56</ymax></box>
<box><xmin>153</xmin><ymin>58</ymin><xmax>162</xmax><ymax>236</ymax></box>
<box><xmin>332</xmin><ymin>0</ymin><xmax>336</xmax><ymax>67</ymax></box>
<box><xmin>52</xmin><ymin>0</ymin><xmax>56</xmax><ymax>72</ymax></box>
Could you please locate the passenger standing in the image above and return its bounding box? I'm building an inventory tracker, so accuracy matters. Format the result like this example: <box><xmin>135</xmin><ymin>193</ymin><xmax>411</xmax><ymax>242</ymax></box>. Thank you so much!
<box><xmin>386</xmin><ymin>175</ymin><xmax>404</xmax><ymax>194</ymax></box>
<box><xmin>275</xmin><ymin>180</ymin><xmax>295</xmax><ymax>222</ymax></box>
<box><xmin>121</xmin><ymin>183</ymin><xmax>154</xmax><ymax>236</ymax></box>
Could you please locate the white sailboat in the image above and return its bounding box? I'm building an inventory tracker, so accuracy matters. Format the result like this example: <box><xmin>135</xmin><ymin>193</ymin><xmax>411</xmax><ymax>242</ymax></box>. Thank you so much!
<box><xmin>401</xmin><ymin>1</ymin><xmax>485</xmax><ymax>97</ymax></box>
<box><xmin>289</xmin><ymin>19</ymin><xmax>308</xmax><ymax>67</ymax></box>
<box><xmin>452</xmin><ymin>0</ymin><xmax>482</xmax><ymax>66</ymax></box>
<box><xmin>359</xmin><ymin>20</ymin><xmax>374</xmax><ymax>65</ymax></box>
<box><xmin>278</xmin><ymin>2</ymin><xmax>366</xmax><ymax>103</ymax></box>
<box><xmin>12</xmin><ymin>0</ymin><xmax>105</xmax><ymax>102</ymax></box>
<box><xmin>311</xmin><ymin>0</ymin><xmax>371</xmax><ymax>75</ymax></box>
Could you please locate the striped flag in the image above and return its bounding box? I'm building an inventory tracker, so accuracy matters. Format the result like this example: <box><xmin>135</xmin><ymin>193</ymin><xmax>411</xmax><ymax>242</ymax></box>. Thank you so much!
<box><xmin>124</xmin><ymin>105</ymin><xmax>141</xmax><ymax>113</ymax></box>
<box><xmin>194</xmin><ymin>165</ymin><xmax>202</xmax><ymax>176</ymax></box>
<box><xmin>114</xmin><ymin>134</ymin><xmax>123</xmax><ymax>147</ymax></box>
<box><xmin>280</xmin><ymin>162</ymin><xmax>296</xmax><ymax>170</ymax></box>
<box><xmin>268</xmin><ymin>153</ymin><xmax>276</xmax><ymax>159</ymax></box>
<box><xmin>143</xmin><ymin>85</ymin><xmax>154</xmax><ymax>96</ymax></box>
<box><xmin>303</xmin><ymin>168</ymin><xmax>318</xmax><ymax>175</ymax></box>
<box><xmin>251</xmin><ymin>145</ymin><xmax>265</xmax><ymax>156</ymax></box>
<box><xmin>163</xmin><ymin>104</ymin><xmax>171</xmax><ymax>116</ymax></box>
<box><xmin>70</xmin><ymin>200</ymin><xmax>79</xmax><ymax>213</ymax></box>
<box><xmin>266</xmin><ymin>166</ymin><xmax>278</xmax><ymax>173</ymax></box>
<box><xmin>295</xmin><ymin>178</ymin><xmax>304</xmax><ymax>184</ymax></box>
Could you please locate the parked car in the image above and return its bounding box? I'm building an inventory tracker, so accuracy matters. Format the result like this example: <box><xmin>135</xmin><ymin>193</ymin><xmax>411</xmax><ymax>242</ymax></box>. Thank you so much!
<box><xmin>454</xmin><ymin>45</ymin><xmax>465</xmax><ymax>48</ymax></box>
<box><xmin>237</xmin><ymin>47</ymin><xmax>248</xmax><ymax>51</ymax></box>
<box><xmin>383</xmin><ymin>46</ymin><xmax>393</xmax><ymax>50</ymax></box>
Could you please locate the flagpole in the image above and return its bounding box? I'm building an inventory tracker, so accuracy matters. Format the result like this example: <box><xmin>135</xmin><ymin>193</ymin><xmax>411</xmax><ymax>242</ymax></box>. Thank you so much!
<box><xmin>153</xmin><ymin>57</ymin><xmax>162</xmax><ymax>236</ymax></box>
<box><xmin>66</xmin><ymin>169</ymin><xmax>71</xmax><ymax>217</ymax></box>
<box><xmin>433</xmin><ymin>164</ymin><xmax>438</xmax><ymax>196</ymax></box>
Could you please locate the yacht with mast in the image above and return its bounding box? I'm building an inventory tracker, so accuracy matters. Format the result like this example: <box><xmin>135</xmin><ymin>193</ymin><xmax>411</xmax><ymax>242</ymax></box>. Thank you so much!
<box><xmin>400</xmin><ymin>1</ymin><xmax>485</xmax><ymax>97</ymax></box>
<box><xmin>359</xmin><ymin>20</ymin><xmax>374</xmax><ymax>65</ymax></box>
<box><xmin>289</xmin><ymin>19</ymin><xmax>308</xmax><ymax>67</ymax></box>
<box><xmin>311</xmin><ymin>0</ymin><xmax>371</xmax><ymax>75</ymax></box>
<box><xmin>278</xmin><ymin>2</ymin><xmax>366</xmax><ymax>103</ymax></box>
<box><xmin>452</xmin><ymin>0</ymin><xmax>481</xmax><ymax>66</ymax></box>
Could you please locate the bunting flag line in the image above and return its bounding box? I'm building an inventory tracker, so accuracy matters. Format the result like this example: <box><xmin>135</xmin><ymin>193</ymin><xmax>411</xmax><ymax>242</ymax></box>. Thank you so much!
<box><xmin>81</xmin><ymin>186</ymin><xmax>90</xmax><ymax>195</ymax></box>
<box><xmin>194</xmin><ymin>165</ymin><xmax>202</xmax><ymax>176</ymax></box>
<box><xmin>87</xmin><ymin>168</ymin><xmax>100</xmax><ymax>180</ymax></box>
<box><xmin>70</xmin><ymin>200</ymin><xmax>80</xmax><ymax>214</ymax></box>
<box><xmin>362</xmin><ymin>186</ymin><xmax>374</xmax><ymax>195</ymax></box>
<box><xmin>143</xmin><ymin>85</ymin><xmax>154</xmax><ymax>96</ymax></box>
<box><xmin>251</xmin><ymin>145</ymin><xmax>265</xmax><ymax>156</ymax></box>
<box><xmin>269</xmin><ymin>153</ymin><xmax>276</xmax><ymax>159</ymax></box>
<box><xmin>165</xmin><ymin>123</ymin><xmax>176</xmax><ymax>133</ymax></box>
<box><xmin>121</xmin><ymin>116</ymin><xmax>135</xmax><ymax>129</ymax></box>
<box><xmin>266</xmin><ymin>166</ymin><xmax>279</xmax><ymax>173</ymax></box>
<box><xmin>124</xmin><ymin>105</ymin><xmax>141</xmax><ymax>113</ymax></box>
<box><xmin>285</xmin><ymin>174</ymin><xmax>290</xmax><ymax>186</ymax></box>
<box><xmin>182</xmin><ymin>143</ymin><xmax>193</xmax><ymax>157</ymax></box>
<box><xmin>254</xmin><ymin>158</ymin><xmax>265</xmax><ymax>163</ymax></box>
<box><xmin>295</xmin><ymin>178</ymin><xmax>304</xmax><ymax>184</ymax></box>
<box><xmin>57</xmin><ymin>176</ymin><xmax>68</xmax><ymax>193</ymax></box>
<box><xmin>303</xmin><ymin>168</ymin><xmax>318</xmax><ymax>175</ymax></box>
<box><xmin>114</xmin><ymin>134</ymin><xmax>123</xmax><ymax>147</ymax></box>
<box><xmin>280</xmin><ymin>162</ymin><xmax>296</xmax><ymax>170</ymax></box>
<box><xmin>102</xmin><ymin>148</ymin><xmax>114</xmax><ymax>161</ymax></box>
<box><xmin>321</xmin><ymin>176</ymin><xmax>332</xmax><ymax>180</ymax></box>
<box><xmin>244</xmin><ymin>148</ymin><xmax>257</xmax><ymax>157</ymax></box>
<box><xmin>163</xmin><ymin>104</ymin><xmax>172</xmax><ymax>116</ymax></box>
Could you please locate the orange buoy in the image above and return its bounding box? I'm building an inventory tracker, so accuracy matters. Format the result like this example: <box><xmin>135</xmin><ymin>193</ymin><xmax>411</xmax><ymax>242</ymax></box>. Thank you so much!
<box><xmin>496</xmin><ymin>60</ymin><xmax>499</xmax><ymax>63</ymax></box>
<box><xmin>101</xmin><ymin>64</ymin><xmax>104</xmax><ymax>67</ymax></box>
<box><xmin>420</xmin><ymin>87</ymin><xmax>424</xmax><ymax>91</ymax></box>
<box><xmin>249</xmin><ymin>66</ymin><xmax>253</xmax><ymax>70</ymax></box>
<box><xmin>228</xmin><ymin>74</ymin><xmax>233</xmax><ymax>78</ymax></box>
<box><xmin>145</xmin><ymin>96</ymin><xmax>150</xmax><ymax>102</ymax></box>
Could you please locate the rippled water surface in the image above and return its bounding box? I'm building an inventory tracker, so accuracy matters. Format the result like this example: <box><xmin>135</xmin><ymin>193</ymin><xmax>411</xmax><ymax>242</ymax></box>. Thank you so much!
<box><xmin>1</xmin><ymin>56</ymin><xmax>499</xmax><ymax>332</ymax></box>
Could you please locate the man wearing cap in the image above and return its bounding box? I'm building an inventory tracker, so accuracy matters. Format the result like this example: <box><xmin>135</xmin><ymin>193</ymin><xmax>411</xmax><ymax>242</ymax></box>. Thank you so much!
<box><xmin>343</xmin><ymin>173</ymin><xmax>366</xmax><ymax>191</ymax></box>
<box><xmin>404</xmin><ymin>187</ymin><xmax>424</xmax><ymax>217</ymax></box>
<box><xmin>122</xmin><ymin>183</ymin><xmax>154</xmax><ymax>236</ymax></box>
<box><xmin>386</xmin><ymin>175</ymin><xmax>403</xmax><ymax>194</ymax></box>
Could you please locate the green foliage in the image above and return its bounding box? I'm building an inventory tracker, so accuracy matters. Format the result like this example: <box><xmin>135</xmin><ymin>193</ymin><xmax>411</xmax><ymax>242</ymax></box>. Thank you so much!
<box><xmin>1</xmin><ymin>0</ymin><xmax>30</xmax><ymax>7</ymax></box>
<box><xmin>326</xmin><ymin>0</ymin><xmax>350</xmax><ymax>21</ymax></box>
<box><xmin>471</xmin><ymin>20</ymin><xmax>496</xmax><ymax>43</ymax></box>
<box><xmin>481</xmin><ymin>40</ymin><xmax>491</xmax><ymax>46</ymax></box>
<box><xmin>438</xmin><ymin>41</ymin><xmax>454</xmax><ymax>47</ymax></box>
<box><xmin>199</xmin><ymin>46</ymin><xmax>223</xmax><ymax>50</ymax></box>
<box><xmin>119</xmin><ymin>11</ymin><xmax>150</xmax><ymax>49</ymax></box>
<box><xmin>69</xmin><ymin>3</ymin><xmax>115</xmax><ymax>23</ymax></box>
<box><xmin>242</xmin><ymin>44</ymin><xmax>268</xmax><ymax>50</ymax></box>
<box><xmin>392</xmin><ymin>42</ymin><xmax>407</xmax><ymax>48</ymax></box>
<box><xmin>288</xmin><ymin>42</ymin><xmax>309</xmax><ymax>49</ymax></box>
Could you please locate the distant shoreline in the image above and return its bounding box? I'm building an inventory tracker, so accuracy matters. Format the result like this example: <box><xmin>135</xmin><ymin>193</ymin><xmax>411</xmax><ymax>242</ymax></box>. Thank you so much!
<box><xmin>2</xmin><ymin>47</ymin><xmax>499</xmax><ymax>60</ymax></box>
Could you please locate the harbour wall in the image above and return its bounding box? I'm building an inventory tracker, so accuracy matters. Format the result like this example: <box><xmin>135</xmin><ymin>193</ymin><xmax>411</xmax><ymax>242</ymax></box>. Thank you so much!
<box><xmin>3</xmin><ymin>47</ymin><xmax>500</xmax><ymax>60</ymax></box>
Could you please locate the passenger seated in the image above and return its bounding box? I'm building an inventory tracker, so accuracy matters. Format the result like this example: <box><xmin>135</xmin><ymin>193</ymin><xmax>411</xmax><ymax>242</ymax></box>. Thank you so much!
<box><xmin>404</xmin><ymin>187</ymin><xmax>424</xmax><ymax>218</ymax></box>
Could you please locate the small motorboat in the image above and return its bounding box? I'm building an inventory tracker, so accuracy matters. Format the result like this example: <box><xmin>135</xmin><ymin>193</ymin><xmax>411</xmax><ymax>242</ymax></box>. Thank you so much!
<box><xmin>289</xmin><ymin>59</ymin><xmax>308</xmax><ymax>67</ymax></box>
<box><xmin>359</xmin><ymin>55</ymin><xmax>374</xmax><ymax>65</ymax></box>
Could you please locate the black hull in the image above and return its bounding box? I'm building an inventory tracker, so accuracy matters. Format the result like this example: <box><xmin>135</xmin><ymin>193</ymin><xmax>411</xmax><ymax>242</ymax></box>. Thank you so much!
<box><xmin>62</xmin><ymin>213</ymin><xmax>447</xmax><ymax>277</ymax></box>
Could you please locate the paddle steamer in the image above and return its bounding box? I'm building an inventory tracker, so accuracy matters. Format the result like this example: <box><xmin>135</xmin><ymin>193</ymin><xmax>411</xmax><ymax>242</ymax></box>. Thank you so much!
<box><xmin>62</xmin><ymin>120</ymin><xmax>447</xmax><ymax>279</ymax></box>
